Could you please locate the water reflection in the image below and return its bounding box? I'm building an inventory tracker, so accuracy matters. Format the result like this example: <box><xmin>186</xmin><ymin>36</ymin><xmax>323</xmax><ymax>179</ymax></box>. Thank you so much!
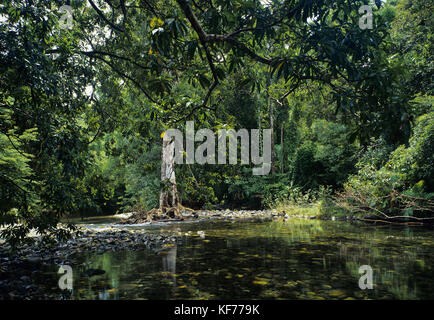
<box><xmin>68</xmin><ymin>219</ymin><xmax>434</xmax><ymax>300</ymax></box>
<box><xmin>162</xmin><ymin>245</ymin><xmax>178</xmax><ymax>289</ymax></box>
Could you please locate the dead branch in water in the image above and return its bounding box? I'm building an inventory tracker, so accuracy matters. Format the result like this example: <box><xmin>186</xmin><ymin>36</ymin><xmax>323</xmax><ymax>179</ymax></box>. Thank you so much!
<box><xmin>334</xmin><ymin>187</ymin><xmax>434</xmax><ymax>225</ymax></box>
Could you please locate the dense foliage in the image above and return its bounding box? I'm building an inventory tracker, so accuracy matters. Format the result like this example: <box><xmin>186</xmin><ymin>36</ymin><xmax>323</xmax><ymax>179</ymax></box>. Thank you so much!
<box><xmin>0</xmin><ymin>0</ymin><xmax>432</xmax><ymax>246</ymax></box>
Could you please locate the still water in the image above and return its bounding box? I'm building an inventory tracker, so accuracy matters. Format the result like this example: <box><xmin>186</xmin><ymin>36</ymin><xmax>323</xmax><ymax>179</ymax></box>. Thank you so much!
<box><xmin>60</xmin><ymin>218</ymin><xmax>434</xmax><ymax>299</ymax></box>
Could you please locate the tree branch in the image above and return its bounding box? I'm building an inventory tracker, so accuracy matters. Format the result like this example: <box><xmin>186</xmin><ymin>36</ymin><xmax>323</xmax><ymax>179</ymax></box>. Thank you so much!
<box><xmin>88</xmin><ymin>0</ymin><xmax>124</xmax><ymax>32</ymax></box>
<box><xmin>82</xmin><ymin>52</ymin><xmax>157</xmax><ymax>103</ymax></box>
<box><xmin>175</xmin><ymin>0</ymin><xmax>221</xmax><ymax>114</ymax></box>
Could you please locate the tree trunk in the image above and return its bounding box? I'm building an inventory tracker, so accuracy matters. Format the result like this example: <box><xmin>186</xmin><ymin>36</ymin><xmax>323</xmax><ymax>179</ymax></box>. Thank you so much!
<box><xmin>280</xmin><ymin>124</ymin><xmax>284</xmax><ymax>173</ymax></box>
<box><xmin>269</xmin><ymin>98</ymin><xmax>276</xmax><ymax>175</ymax></box>
<box><xmin>159</xmin><ymin>135</ymin><xmax>180</xmax><ymax>216</ymax></box>
<box><xmin>266</xmin><ymin>73</ymin><xmax>276</xmax><ymax>175</ymax></box>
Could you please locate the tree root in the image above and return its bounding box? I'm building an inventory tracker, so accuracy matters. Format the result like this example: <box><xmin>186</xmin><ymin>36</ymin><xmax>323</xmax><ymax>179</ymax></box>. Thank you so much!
<box><xmin>119</xmin><ymin>204</ymin><xmax>198</xmax><ymax>224</ymax></box>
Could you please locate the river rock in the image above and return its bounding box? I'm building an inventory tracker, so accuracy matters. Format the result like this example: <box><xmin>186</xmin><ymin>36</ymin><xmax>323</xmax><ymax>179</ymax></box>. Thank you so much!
<box><xmin>85</xmin><ymin>268</ymin><xmax>106</xmax><ymax>277</ymax></box>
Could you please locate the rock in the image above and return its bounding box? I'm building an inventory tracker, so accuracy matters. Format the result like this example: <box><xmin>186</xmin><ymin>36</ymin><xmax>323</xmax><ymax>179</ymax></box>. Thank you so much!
<box><xmin>20</xmin><ymin>276</ymin><xmax>31</xmax><ymax>282</ymax></box>
<box><xmin>26</xmin><ymin>256</ymin><xmax>41</xmax><ymax>263</ymax></box>
<box><xmin>85</xmin><ymin>268</ymin><xmax>106</xmax><ymax>277</ymax></box>
<box><xmin>329</xmin><ymin>289</ymin><xmax>346</xmax><ymax>298</ymax></box>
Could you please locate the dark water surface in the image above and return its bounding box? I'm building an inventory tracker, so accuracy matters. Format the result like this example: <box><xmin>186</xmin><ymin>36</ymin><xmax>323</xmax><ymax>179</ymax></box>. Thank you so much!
<box><xmin>59</xmin><ymin>218</ymin><xmax>434</xmax><ymax>299</ymax></box>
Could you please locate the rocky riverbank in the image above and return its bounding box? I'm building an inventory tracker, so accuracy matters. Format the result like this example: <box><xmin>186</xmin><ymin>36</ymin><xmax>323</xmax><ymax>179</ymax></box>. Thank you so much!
<box><xmin>166</xmin><ymin>208</ymin><xmax>357</xmax><ymax>222</ymax></box>
<box><xmin>118</xmin><ymin>208</ymin><xmax>334</xmax><ymax>224</ymax></box>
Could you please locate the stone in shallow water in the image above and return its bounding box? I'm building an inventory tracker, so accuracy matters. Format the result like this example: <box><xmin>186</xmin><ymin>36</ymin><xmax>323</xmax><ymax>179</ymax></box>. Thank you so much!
<box><xmin>20</xmin><ymin>276</ymin><xmax>30</xmax><ymax>282</ymax></box>
<box><xmin>26</xmin><ymin>256</ymin><xmax>41</xmax><ymax>263</ymax></box>
<box><xmin>85</xmin><ymin>268</ymin><xmax>106</xmax><ymax>277</ymax></box>
<box><xmin>329</xmin><ymin>289</ymin><xmax>346</xmax><ymax>298</ymax></box>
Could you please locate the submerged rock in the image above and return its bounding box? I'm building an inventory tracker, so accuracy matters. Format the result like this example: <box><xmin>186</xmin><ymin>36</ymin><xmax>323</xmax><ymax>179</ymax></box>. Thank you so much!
<box><xmin>25</xmin><ymin>256</ymin><xmax>42</xmax><ymax>263</ymax></box>
<box><xmin>85</xmin><ymin>268</ymin><xmax>106</xmax><ymax>277</ymax></box>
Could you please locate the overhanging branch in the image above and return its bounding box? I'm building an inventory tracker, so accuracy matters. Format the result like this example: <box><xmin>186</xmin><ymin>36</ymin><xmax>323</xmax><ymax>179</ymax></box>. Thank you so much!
<box><xmin>88</xmin><ymin>0</ymin><xmax>125</xmax><ymax>32</ymax></box>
